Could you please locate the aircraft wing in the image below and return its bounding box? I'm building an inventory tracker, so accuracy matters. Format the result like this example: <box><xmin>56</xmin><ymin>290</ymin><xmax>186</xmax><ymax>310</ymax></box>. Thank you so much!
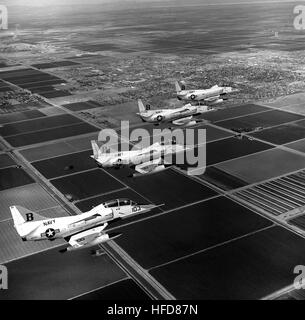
<box><xmin>172</xmin><ymin>116</ymin><xmax>194</xmax><ymax>126</ymax></box>
<box><xmin>134</xmin><ymin>158</ymin><xmax>165</xmax><ymax>175</ymax></box>
<box><xmin>60</xmin><ymin>223</ymin><xmax>120</xmax><ymax>252</ymax></box>
<box><xmin>204</xmin><ymin>96</ymin><xmax>219</xmax><ymax>102</ymax></box>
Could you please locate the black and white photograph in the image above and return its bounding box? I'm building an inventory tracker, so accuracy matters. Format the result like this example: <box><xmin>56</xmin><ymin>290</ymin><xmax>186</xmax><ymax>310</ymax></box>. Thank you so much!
<box><xmin>0</xmin><ymin>0</ymin><xmax>305</xmax><ymax>305</ymax></box>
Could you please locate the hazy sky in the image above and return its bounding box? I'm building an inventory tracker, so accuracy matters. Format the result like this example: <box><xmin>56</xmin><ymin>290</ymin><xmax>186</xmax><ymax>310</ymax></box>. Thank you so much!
<box><xmin>1</xmin><ymin>0</ymin><xmax>299</xmax><ymax>6</ymax></box>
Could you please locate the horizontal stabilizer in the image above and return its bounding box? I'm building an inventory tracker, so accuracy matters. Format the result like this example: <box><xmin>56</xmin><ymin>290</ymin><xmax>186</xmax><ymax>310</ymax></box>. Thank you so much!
<box><xmin>172</xmin><ymin>116</ymin><xmax>193</xmax><ymax>126</ymax></box>
<box><xmin>137</xmin><ymin>99</ymin><xmax>146</xmax><ymax>113</ymax></box>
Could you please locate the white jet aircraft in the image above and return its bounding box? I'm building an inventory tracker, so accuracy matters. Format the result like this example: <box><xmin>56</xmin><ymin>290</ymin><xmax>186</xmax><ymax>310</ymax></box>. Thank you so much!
<box><xmin>175</xmin><ymin>81</ymin><xmax>235</xmax><ymax>104</ymax></box>
<box><xmin>10</xmin><ymin>199</ymin><xmax>158</xmax><ymax>253</ymax></box>
<box><xmin>91</xmin><ymin>140</ymin><xmax>186</xmax><ymax>177</ymax></box>
<box><xmin>136</xmin><ymin>99</ymin><xmax>214</xmax><ymax>126</ymax></box>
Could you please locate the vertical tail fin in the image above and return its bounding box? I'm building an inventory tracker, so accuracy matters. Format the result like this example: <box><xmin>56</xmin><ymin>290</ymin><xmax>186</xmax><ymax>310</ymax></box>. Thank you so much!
<box><xmin>10</xmin><ymin>206</ymin><xmax>26</xmax><ymax>226</ymax></box>
<box><xmin>10</xmin><ymin>206</ymin><xmax>47</xmax><ymax>240</ymax></box>
<box><xmin>10</xmin><ymin>206</ymin><xmax>46</xmax><ymax>238</ymax></box>
<box><xmin>10</xmin><ymin>206</ymin><xmax>46</xmax><ymax>224</ymax></box>
<box><xmin>91</xmin><ymin>140</ymin><xmax>110</xmax><ymax>159</ymax></box>
<box><xmin>137</xmin><ymin>99</ymin><xmax>146</xmax><ymax>113</ymax></box>
<box><xmin>175</xmin><ymin>81</ymin><xmax>182</xmax><ymax>93</ymax></box>
<box><xmin>91</xmin><ymin>140</ymin><xmax>101</xmax><ymax>159</ymax></box>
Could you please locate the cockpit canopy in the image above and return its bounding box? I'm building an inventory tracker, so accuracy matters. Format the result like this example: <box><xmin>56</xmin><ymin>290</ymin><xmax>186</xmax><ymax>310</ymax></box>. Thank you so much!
<box><xmin>103</xmin><ymin>198</ymin><xmax>137</xmax><ymax>208</ymax></box>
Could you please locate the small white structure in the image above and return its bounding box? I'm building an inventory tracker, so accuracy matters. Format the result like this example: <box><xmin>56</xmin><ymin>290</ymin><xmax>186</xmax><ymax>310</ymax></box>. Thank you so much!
<box><xmin>0</xmin><ymin>5</ymin><xmax>8</xmax><ymax>30</ymax></box>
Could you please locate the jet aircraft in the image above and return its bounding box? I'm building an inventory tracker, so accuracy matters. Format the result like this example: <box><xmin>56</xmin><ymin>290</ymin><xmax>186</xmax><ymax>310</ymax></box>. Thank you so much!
<box><xmin>136</xmin><ymin>99</ymin><xmax>214</xmax><ymax>126</ymax></box>
<box><xmin>91</xmin><ymin>140</ymin><xmax>187</xmax><ymax>177</ymax></box>
<box><xmin>10</xmin><ymin>199</ymin><xmax>158</xmax><ymax>253</ymax></box>
<box><xmin>175</xmin><ymin>81</ymin><xmax>235</xmax><ymax>104</ymax></box>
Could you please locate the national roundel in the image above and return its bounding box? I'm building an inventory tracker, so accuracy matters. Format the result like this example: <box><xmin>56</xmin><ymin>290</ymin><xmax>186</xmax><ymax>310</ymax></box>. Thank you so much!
<box><xmin>45</xmin><ymin>228</ymin><xmax>56</xmax><ymax>239</ymax></box>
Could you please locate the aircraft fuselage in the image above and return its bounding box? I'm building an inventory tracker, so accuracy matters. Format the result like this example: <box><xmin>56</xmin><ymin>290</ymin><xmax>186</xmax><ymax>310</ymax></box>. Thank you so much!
<box><xmin>177</xmin><ymin>86</ymin><xmax>231</xmax><ymax>102</ymax></box>
<box><xmin>21</xmin><ymin>203</ymin><xmax>144</xmax><ymax>241</ymax></box>
<box><xmin>93</xmin><ymin>144</ymin><xmax>175</xmax><ymax>168</ymax></box>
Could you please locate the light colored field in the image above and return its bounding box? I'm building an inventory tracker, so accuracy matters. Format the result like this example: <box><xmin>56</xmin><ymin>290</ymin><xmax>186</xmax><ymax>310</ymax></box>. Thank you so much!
<box><xmin>65</xmin><ymin>133</ymin><xmax>97</xmax><ymax>150</ymax></box>
<box><xmin>20</xmin><ymin>142</ymin><xmax>76</xmax><ymax>162</ymax></box>
<box><xmin>0</xmin><ymin>220</ymin><xmax>64</xmax><ymax>265</ymax></box>
<box><xmin>19</xmin><ymin>133</ymin><xmax>97</xmax><ymax>162</ymax></box>
<box><xmin>78</xmin><ymin>101</ymin><xmax>143</xmax><ymax>128</ymax></box>
<box><xmin>282</xmin><ymin>103</ymin><xmax>305</xmax><ymax>116</ymax></box>
<box><xmin>265</xmin><ymin>93</ymin><xmax>305</xmax><ymax>115</ymax></box>
<box><xmin>39</xmin><ymin>106</ymin><xmax>67</xmax><ymax>116</ymax></box>
<box><xmin>216</xmin><ymin>148</ymin><xmax>305</xmax><ymax>184</ymax></box>
<box><xmin>285</xmin><ymin>138</ymin><xmax>305</xmax><ymax>154</ymax></box>
<box><xmin>0</xmin><ymin>183</ymin><xmax>60</xmax><ymax>221</ymax></box>
<box><xmin>0</xmin><ymin>183</ymin><xmax>69</xmax><ymax>264</ymax></box>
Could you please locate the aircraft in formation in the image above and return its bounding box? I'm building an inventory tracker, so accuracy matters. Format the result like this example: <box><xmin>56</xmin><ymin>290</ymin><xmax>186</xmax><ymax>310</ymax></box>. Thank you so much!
<box><xmin>91</xmin><ymin>140</ymin><xmax>187</xmax><ymax>177</ymax></box>
<box><xmin>10</xmin><ymin>200</ymin><xmax>160</xmax><ymax>252</ymax></box>
<box><xmin>136</xmin><ymin>99</ymin><xmax>214</xmax><ymax>126</ymax></box>
<box><xmin>136</xmin><ymin>80</ymin><xmax>237</xmax><ymax>126</ymax></box>
<box><xmin>11</xmin><ymin>80</ymin><xmax>239</xmax><ymax>253</ymax></box>
<box><xmin>92</xmin><ymin>81</ymin><xmax>238</xmax><ymax>177</ymax></box>
<box><xmin>175</xmin><ymin>81</ymin><xmax>235</xmax><ymax>104</ymax></box>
